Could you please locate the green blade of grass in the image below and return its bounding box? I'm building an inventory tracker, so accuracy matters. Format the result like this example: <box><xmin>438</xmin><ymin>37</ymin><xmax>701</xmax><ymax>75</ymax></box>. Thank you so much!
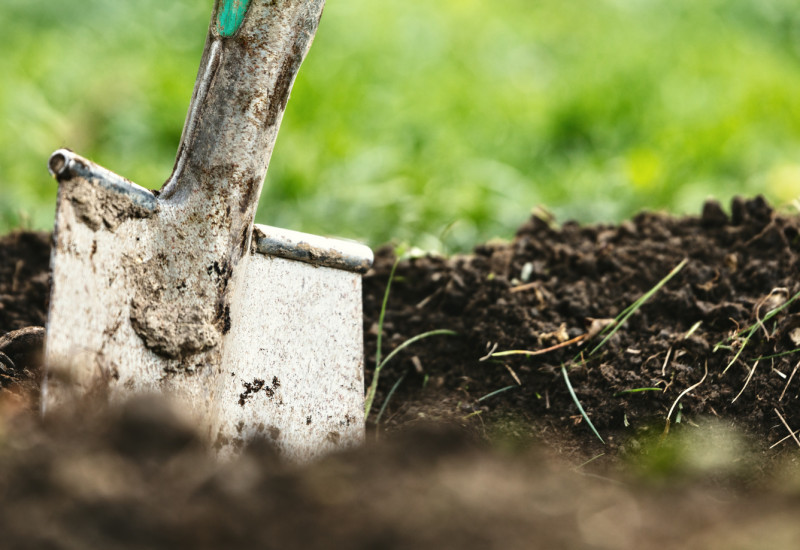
<box><xmin>614</xmin><ymin>387</ymin><xmax>662</xmax><ymax>397</ymax></box>
<box><xmin>374</xmin><ymin>258</ymin><xmax>400</xmax><ymax>369</ymax></box>
<box><xmin>562</xmin><ymin>365</ymin><xmax>605</xmax><ymax>444</ymax></box>
<box><xmin>375</xmin><ymin>371</ymin><xmax>407</xmax><ymax>427</ymax></box>
<box><xmin>365</xmin><ymin>329</ymin><xmax>457</xmax><ymax>418</ymax></box>
<box><xmin>721</xmin><ymin>322</ymin><xmax>759</xmax><ymax>374</ymax></box>
<box><xmin>489</xmin><ymin>260</ymin><xmax>686</xmax><ymax>366</ymax></box>
<box><xmin>477</xmin><ymin>384</ymin><xmax>517</xmax><ymax>402</ymax></box>
<box><xmin>753</xmin><ymin>348</ymin><xmax>800</xmax><ymax>362</ymax></box>
<box><xmin>718</xmin><ymin>289</ymin><xmax>800</xmax><ymax>373</ymax></box>
<box><xmin>377</xmin><ymin>329</ymin><xmax>457</xmax><ymax>372</ymax></box>
<box><xmin>588</xmin><ymin>258</ymin><xmax>688</xmax><ymax>356</ymax></box>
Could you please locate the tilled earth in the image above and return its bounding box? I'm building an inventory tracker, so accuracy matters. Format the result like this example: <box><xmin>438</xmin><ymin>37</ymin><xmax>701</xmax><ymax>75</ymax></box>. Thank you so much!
<box><xmin>364</xmin><ymin>196</ymin><xmax>800</xmax><ymax>460</ymax></box>
<box><xmin>3</xmin><ymin>196</ymin><xmax>800</xmax><ymax>549</ymax></box>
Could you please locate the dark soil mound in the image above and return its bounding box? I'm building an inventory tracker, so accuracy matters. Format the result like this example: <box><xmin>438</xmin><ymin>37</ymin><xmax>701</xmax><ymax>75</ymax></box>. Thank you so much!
<box><xmin>3</xmin><ymin>197</ymin><xmax>800</xmax><ymax>548</ymax></box>
<box><xmin>0</xmin><ymin>231</ymin><xmax>49</xmax><ymax>331</ymax></box>
<box><xmin>0</xmin><ymin>231</ymin><xmax>49</xmax><ymax>402</ymax></box>
<box><xmin>363</xmin><ymin>196</ymin><xmax>800</xmax><ymax>462</ymax></box>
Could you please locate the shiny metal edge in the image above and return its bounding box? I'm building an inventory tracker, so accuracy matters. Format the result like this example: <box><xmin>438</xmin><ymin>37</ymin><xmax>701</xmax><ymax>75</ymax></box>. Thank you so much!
<box><xmin>253</xmin><ymin>224</ymin><xmax>374</xmax><ymax>274</ymax></box>
<box><xmin>48</xmin><ymin>149</ymin><xmax>158</xmax><ymax>213</ymax></box>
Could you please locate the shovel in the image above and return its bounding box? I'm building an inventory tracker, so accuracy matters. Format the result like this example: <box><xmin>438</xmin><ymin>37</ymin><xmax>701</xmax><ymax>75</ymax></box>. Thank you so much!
<box><xmin>43</xmin><ymin>0</ymin><xmax>373</xmax><ymax>462</ymax></box>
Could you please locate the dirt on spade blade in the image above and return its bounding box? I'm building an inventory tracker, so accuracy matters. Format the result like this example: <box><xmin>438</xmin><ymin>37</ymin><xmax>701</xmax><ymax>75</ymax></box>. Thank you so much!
<box><xmin>3</xmin><ymin>197</ymin><xmax>800</xmax><ymax>549</ymax></box>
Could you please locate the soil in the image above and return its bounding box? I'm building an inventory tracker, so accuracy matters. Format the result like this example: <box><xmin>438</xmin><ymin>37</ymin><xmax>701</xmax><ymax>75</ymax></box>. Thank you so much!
<box><xmin>3</xmin><ymin>197</ymin><xmax>800</xmax><ymax>548</ymax></box>
<box><xmin>363</xmin><ymin>196</ymin><xmax>800</xmax><ymax>461</ymax></box>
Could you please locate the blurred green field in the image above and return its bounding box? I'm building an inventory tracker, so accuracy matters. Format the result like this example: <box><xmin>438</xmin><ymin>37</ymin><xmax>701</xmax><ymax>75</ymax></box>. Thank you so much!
<box><xmin>1</xmin><ymin>0</ymin><xmax>800</xmax><ymax>251</ymax></box>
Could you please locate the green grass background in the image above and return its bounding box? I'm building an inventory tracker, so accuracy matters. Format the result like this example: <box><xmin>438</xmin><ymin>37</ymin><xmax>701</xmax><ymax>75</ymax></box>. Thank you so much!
<box><xmin>2</xmin><ymin>0</ymin><xmax>800</xmax><ymax>251</ymax></box>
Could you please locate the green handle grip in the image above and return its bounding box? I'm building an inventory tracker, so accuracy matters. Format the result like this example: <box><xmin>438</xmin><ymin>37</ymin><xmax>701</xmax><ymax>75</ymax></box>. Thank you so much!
<box><xmin>216</xmin><ymin>0</ymin><xmax>252</xmax><ymax>37</ymax></box>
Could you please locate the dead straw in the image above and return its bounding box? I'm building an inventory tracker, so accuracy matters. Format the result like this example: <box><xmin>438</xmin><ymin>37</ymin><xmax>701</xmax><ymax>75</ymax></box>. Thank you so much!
<box><xmin>487</xmin><ymin>333</ymin><xmax>587</xmax><ymax>359</ymax></box>
<box><xmin>780</xmin><ymin>360</ymin><xmax>800</xmax><ymax>401</ymax></box>
<box><xmin>664</xmin><ymin>361</ymin><xmax>708</xmax><ymax>435</ymax></box>
<box><xmin>769</xmin><ymin>428</ymin><xmax>800</xmax><ymax>449</ymax></box>
<box><xmin>774</xmin><ymin>408</ymin><xmax>800</xmax><ymax>449</ymax></box>
<box><xmin>731</xmin><ymin>360</ymin><xmax>759</xmax><ymax>404</ymax></box>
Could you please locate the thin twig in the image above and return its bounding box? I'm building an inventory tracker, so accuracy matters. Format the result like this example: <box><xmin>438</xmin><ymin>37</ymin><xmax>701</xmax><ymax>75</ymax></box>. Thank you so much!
<box><xmin>574</xmin><ymin>452</ymin><xmax>606</xmax><ymax>471</ymax></box>
<box><xmin>755</xmin><ymin>288</ymin><xmax>788</xmax><ymax>340</ymax></box>
<box><xmin>755</xmin><ymin>294</ymin><xmax>771</xmax><ymax>340</ymax></box>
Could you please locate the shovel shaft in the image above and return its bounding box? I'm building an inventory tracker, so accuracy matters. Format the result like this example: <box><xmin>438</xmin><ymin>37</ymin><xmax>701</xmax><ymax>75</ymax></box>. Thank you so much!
<box><xmin>161</xmin><ymin>0</ymin><xmax>325</xmax><ymax>228</ymax></box>
<box><xmin>135</xmin><ymin>0</ymin><xmax>325</xmax><ymax>358</ymax></box>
